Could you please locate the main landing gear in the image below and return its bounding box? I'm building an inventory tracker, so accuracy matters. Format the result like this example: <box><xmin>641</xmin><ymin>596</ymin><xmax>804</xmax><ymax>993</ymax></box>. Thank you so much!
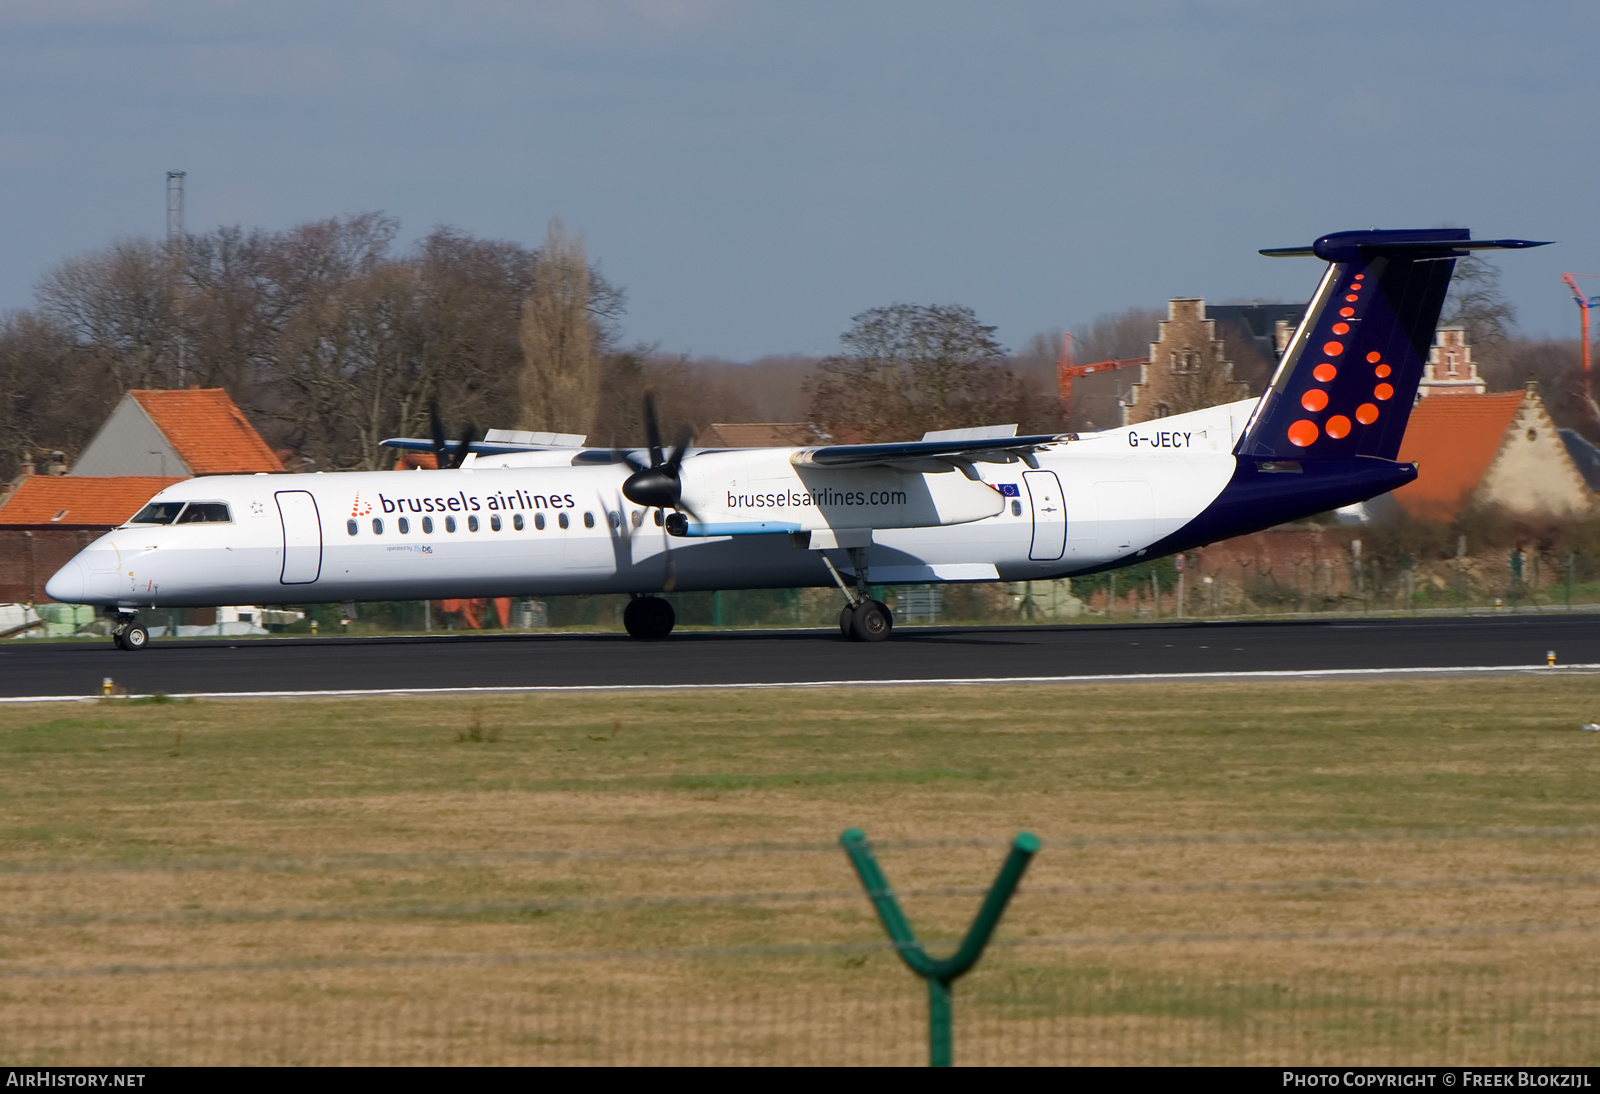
<box><xmin>623</xmin><ymin>595</ymin><xmax>676</xmax><ymax>640</ymax></box>
<box><xmin>838</xmin><ymin>599</ymin><xmax>893</xmax><ymax>642</ymax></box>
<box><xmin>823</xmin><ymin>546</ymin><xmax>894</xmax><ymax>643</ymax></box>
<box><xmin>111</xmin><ymin>613</ymin><xmax>149</xmax><ymax>651</ymax></box>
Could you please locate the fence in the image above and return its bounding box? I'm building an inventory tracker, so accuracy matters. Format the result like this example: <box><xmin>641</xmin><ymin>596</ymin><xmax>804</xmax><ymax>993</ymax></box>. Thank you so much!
<box><xmin>6</xmin><ymin>827</ymin><xmax>1600</xmax><ymax>1065</ymax></box>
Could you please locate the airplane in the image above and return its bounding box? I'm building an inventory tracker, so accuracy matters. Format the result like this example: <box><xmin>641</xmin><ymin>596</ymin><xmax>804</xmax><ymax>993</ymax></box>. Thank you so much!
<box><xmin>44</xmin><ymin>227</ymin><xmax>1548</xmax><ymax>650</ymax></box>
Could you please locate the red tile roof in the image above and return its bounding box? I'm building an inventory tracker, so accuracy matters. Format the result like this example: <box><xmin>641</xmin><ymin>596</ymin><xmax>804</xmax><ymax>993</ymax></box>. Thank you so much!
<box><xmin>130</xmin><ymin>388</ymin><xmax>283</xmax><ymax>474</ymax></box>
<box><xmin>0</xmin><ymin>476</ymin><xmax>186</xmax><ymax>528</ymax></box>
<box><xmin>1393</xmin><ymin>391</ymin><xmax>1524</xmax><ymax>520</ymax></box>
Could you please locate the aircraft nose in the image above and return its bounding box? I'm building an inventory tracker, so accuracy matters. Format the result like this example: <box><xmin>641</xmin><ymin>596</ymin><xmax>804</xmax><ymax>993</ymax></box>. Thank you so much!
<box><xmin>45</xmin><ymin>557</ymin><xmax>84</xmax><ymax>603</ymax></box>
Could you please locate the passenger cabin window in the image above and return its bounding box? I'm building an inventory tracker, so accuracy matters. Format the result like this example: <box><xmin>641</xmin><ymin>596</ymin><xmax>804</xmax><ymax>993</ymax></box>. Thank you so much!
<box><xmin>347</xmin><ymin>519</ymin><xmax>359</xmax><ymax>536</ymax></box>
<box><xmin>653</xmin><ymin>510</ymin><xmax>663</xmax><ymax>527</ymax></box>
<box><xmin>372</xmin><ymin>518</ymin><xmax>383</xmax><ymax>534</ymax></box>
<box><xmin>1011</xmin><ymin>500</ymin><xmax>1023</xmax><ymax>517</ymax></box>
<box><xmin>513</xmin><ymin>513</ymin><xmax>524</xmax><ymax>531</ymax></box>
<box><xmin>608</xmin><ymin>512</ymin><xmax>621</xmax><ymax>529</ymax></box>
<box><xmin>558</xmin><ymin>512</ymin><xmax>569</xmax><ymax>529</ymax></box>
<box><xmin>631</xmin><ymin>510</ymin><xmax>643</xmax><ymax>528</ymax></box>
<box><xmin>422</xmin><ymin>516</ymin><xmax>434</xmax><ymax>534</ymax></box>
<box><xmin>398</xmin><ymin>517</ymin><xmax>410</xmax><ymax>534</ymax></box>
<box><xmin>584</xmin><ymin>512</ymin><xmax>595</xmax><ymax>529</ymax></box>
<box><xmin>175</xmin><ymin>502</ymin><xmax>231</xmax><ymax>524</ymax></box>
<box><xmin>490</xmin><ymin>514</ymin><xmax>502</xmax><ymax>532</ymax></box>
<box><xmin>467</xmin><ymin>515</ymin><xmax>479</xmax><ymax>532</ymax></box>
<box><xmin>535</xmin><ymin>512</ymin><xmax>546</xmax><ymax>530</ymax></box>
<box><xmin>129</xmin><ymin>501</ymin><xmax>185</xmax><ymax>525</ymax></box>
<box><xmin>445</xmin><ymin>515</ymin><xmax>457</xmax><ymax>533</ymax></box>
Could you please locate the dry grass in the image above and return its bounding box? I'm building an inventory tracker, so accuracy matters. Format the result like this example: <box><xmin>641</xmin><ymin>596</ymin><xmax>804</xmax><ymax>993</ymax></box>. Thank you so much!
<box><xmin>4</xmin><ymin>675</ymin><xmax>1600</xmax><ymax>1063</ymax></box>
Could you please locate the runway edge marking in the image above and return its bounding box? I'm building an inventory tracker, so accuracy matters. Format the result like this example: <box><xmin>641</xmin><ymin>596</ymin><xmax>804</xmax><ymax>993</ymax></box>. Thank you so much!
<box><xmin>4</xmin><ymin>663</ymin><xmax>1600</xmax><ymax>703</ymax></box>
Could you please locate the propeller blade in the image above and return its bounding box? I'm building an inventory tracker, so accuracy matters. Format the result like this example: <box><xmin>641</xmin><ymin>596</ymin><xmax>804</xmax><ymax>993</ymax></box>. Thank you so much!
<box><xmin>664</xmin><ymin>425</ymin><xmax>693</xmax><ymax>473</ymax></box>
<box><xmin>428</xmin><ymin>401</ymin><xmax>449</xmax><ymax>469</ymax></box>
<box><xmin>642</xmin><ymin>392</ymin><xmax>665</xmax><ymax>469</ymax></box>
<box><xmin>451</xmin><ymin>423</ymin><xmax>477</xmax><ymax>468</ymax></box>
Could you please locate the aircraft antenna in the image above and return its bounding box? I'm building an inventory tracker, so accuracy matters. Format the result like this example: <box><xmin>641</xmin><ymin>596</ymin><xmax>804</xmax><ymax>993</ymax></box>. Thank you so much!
<box><xmin>166</xmin><ymin>171</ymin><xmax>186</xmax><ymax>252</ymax></box>
<box><xmin>166</xmin><ymin>171</ymin><xmax>187</xmax><ymax>386</ymax></box>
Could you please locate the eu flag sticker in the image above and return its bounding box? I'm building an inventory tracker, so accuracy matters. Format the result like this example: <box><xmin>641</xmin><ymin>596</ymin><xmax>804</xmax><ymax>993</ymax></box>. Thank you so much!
<box><xmin>997</xmin><ymin>483</ymin><xmax>1020</xmax><ymax>497</ymax></box>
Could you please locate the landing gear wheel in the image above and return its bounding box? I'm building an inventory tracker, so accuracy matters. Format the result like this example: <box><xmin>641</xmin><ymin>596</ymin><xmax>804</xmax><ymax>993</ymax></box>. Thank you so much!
<box><xmin>849</xmin><ymin>601</ymin><xmax>891</xmax><ymax>643</ymax></box>
<box><xmin>120</xmin><ymin>623</ymin><xmax>149</xmax><ymax>651</ymax></box>
<box><xmin>839</xmin><ymin>605</ymin><xmax>856</xmax><ymax>638</ymax></box>
<box><xmin>623</xmin><ymin>596</ymin><xmax>676</xmax><ymax>640</ymax></box>
<box><xmin>871</xmin><ymin>599</ymin><xmax>893</xmax><ymax>632</ymax></box>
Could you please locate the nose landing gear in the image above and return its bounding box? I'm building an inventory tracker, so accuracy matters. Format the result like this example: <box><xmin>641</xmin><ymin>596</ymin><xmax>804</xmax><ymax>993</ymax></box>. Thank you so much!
<box><xmin>111</xmin><ymin>614</ymin><xmax>149</xmax><ymax>651</ymax></box>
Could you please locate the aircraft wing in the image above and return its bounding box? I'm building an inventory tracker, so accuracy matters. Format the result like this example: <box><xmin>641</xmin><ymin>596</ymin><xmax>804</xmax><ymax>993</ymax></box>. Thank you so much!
<box><xmin>790</xmin><ymin>433</ymin><xmax>1071</xmax><ymax>477</ymax></box>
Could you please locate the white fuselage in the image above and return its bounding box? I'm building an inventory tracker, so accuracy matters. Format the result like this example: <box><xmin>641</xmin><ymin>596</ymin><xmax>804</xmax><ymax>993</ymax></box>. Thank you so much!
<box><xmin>46</xmin><ymin>402</ymin><xmax>1255</xmax><ymax>609</ymax></box>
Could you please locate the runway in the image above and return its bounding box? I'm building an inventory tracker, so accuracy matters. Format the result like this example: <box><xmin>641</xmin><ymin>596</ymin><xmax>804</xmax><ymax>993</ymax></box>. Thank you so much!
<box><xmin>2</xmin><ymin>614</ymin><xmax>1598</xmax><ymax>700</ymax></box>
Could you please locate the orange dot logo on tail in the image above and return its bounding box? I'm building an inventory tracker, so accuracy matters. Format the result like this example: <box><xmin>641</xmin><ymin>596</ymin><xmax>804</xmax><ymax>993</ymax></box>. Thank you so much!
<box><xmin>1325</xmin><ymin>415</ymin><xmax>1351</xmax><ymax>439</ymax></box>
<box><xmin>1313</xmin><ymin>363</ymin><xmax>1337</xmax><ymax>382</ymax></box>
<box><xmin>1356</xmin><ymin>403</ymin><xmax>1379</xmax><ymax>425</ymax></box>
<box><xmin>1301</xmin><ymin>389</ymin><xmax>1329</xmax><ymax>412</ymax></box>
<box><xmin>1367</xmin><ymin>351</ymin><xmax>1381</xmax><ymax>363</ymax></box>
<box><xmin>1375</xmin><ymin>383</ymin><xmax>1394</xmax><ymax>401</ymax></box>
<box><xmin>1375</xmin><ymin>364</ymin><xmax>1391</xmax><ymax>378</ymax></box>
<box><xmin>1287</xmin><ymin>420</ymin><xmax>1319</xmax><ymax>447</ymax></box>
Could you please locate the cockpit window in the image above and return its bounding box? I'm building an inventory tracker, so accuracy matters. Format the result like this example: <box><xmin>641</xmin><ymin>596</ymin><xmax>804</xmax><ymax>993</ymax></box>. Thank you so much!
<box><xmin>175</xmin><ymin>502</ymin><xmax>232</xmax><ymax>524</ymax></box>
<box><xmin>129</xmin><ymin>501</ymin><xmax>185</xmax><ymax>525</ymax></box>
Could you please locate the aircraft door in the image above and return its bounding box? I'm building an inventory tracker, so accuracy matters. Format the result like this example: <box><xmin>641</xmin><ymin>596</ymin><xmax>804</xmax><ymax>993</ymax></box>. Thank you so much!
<box><xmin>1023</xmin><ymin>469</ymin><xmax>1067</xmax><ymax>561</ymax></box>
<box><xmin>276</xmin><ymin>491</ymin><xmax>322</xmax><ymax>584</ymax></box>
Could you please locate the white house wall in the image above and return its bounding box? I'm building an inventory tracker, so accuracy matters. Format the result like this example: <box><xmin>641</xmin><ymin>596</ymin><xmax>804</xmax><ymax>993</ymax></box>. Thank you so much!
<box><xmin>71</xmin><ymin>396</ymin><xmax>190</xmax><ymax>477</ymax></box>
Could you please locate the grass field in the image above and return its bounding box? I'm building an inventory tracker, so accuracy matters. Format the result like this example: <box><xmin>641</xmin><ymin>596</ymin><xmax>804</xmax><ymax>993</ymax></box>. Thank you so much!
<box><xmin>5</xmin><ymin>674</ymin><xmax>1600</xmax><ymax>1064</ymax></box>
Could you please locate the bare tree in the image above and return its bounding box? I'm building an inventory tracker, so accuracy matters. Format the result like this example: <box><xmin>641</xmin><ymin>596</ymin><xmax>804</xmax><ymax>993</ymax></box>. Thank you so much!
<box><xmin>36</xmin><ymin>238</ymin><xmax>184</xmax><ymax>391</ymax></box>
<box><xmin>806</xmin><ymin>304</ymin><xmax>1029</xmax><ymax>441</ymax></box>
<box><xmin>9</xmin><ymin>212</ymin><xmax>627</xmax><ymax>474</ymax></box>
<box><xmin>0</xmin><ymin>311</ymin><xmax>111</xmax><ymax>481</ymax></box>
<box><xmin>518</xmin><ymin>219</ymin><xmax>601</xmax><ymax>436</ymax></box>
<box><xmin>1443</xmin><ymin>255</ymin><xmax>1518</xmax><ymax>372</ymax></box>
<box><xmin>1072</xmin><ymin>307</ymin><xmax>1164</xmax><ymax>365</ymax></box>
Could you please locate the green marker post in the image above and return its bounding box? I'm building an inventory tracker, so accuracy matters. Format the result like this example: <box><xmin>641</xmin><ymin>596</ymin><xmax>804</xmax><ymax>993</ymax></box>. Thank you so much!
<box><xmin>840</xmin><ymin>827</ymin><xmax>1039</xmax><ymax>1066</ymax></box>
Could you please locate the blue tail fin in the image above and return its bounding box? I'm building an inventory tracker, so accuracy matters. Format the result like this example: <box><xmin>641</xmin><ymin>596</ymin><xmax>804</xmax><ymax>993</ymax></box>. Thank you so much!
<box><xmin>1236</xmin><ymin>229</ymin><xmax>1549</xmax><ymax>461</ymax></box>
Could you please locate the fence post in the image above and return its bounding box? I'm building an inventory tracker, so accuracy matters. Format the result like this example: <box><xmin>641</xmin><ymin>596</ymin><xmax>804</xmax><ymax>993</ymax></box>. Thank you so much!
<box><xmin>840</xmin><ymin>827</ymin><xmax>1039</xmax><ymax>1066</ymax></box>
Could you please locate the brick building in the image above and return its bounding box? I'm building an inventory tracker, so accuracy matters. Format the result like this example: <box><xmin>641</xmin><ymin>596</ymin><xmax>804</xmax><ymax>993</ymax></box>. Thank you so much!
<box><xmin>1124</xmin><ymin>298</ymin><xmax>1254</xmax><ymax>424</ymax></box>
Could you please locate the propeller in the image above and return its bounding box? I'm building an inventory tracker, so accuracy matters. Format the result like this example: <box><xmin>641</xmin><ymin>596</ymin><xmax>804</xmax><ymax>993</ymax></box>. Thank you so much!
<box><xmin>621</xmin><ymin>393</ymin><xmax>698</xmax><ymax>520</ymax></box>
<box><xmin>428</xmin><ymin>400</ymin><xmax>478</xmax><ymax>469</ymax></box>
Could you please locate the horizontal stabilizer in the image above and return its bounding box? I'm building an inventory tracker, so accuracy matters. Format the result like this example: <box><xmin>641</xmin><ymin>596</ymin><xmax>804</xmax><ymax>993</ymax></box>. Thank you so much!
<box><xmin>1260</xmin><ymin>229</ymin><xmax>1551</xmax><ymax>262</ymax></box>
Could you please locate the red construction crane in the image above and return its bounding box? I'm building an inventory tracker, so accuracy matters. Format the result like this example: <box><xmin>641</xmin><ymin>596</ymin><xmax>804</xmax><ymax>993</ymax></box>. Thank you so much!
<box><xmin>1562</xmin><ymin>272</ymin><xmax>1600</xmax><ymax>419</ymax></box>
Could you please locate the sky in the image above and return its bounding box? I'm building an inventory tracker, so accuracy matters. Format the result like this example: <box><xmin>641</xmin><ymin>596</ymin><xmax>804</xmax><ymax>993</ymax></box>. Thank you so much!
<box><xmin>0</xmin><ymin>0</ymin><xmax>1594</xmax><ymax>360</ymax></box>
